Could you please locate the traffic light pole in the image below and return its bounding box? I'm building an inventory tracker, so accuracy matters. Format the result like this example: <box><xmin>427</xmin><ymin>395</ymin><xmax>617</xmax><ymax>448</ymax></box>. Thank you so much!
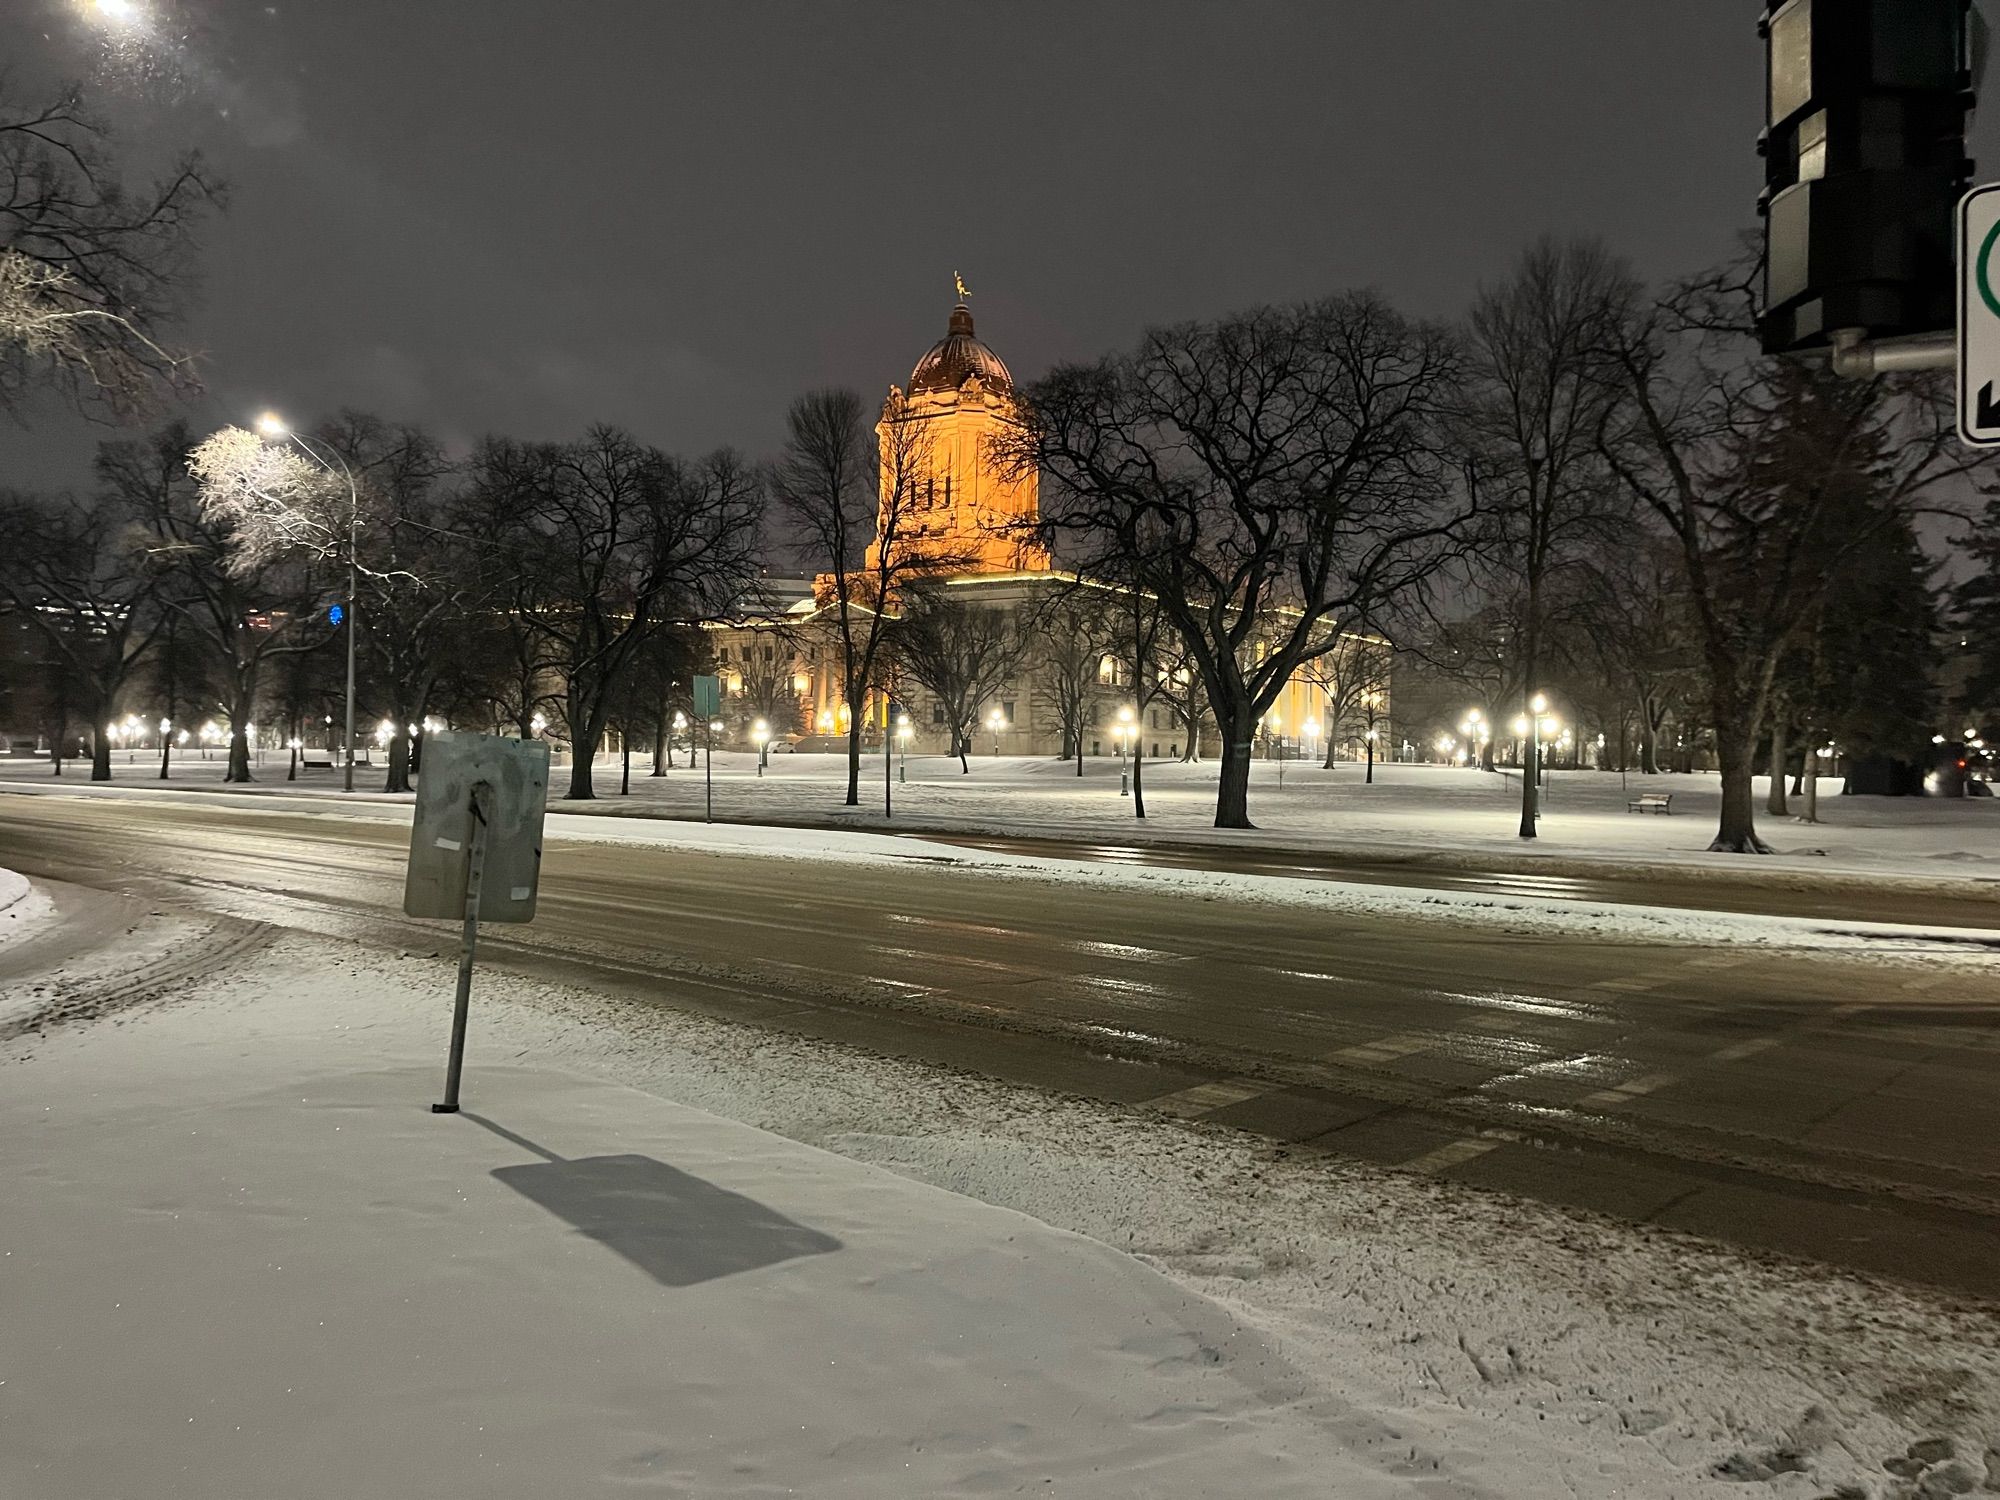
<box><xmin>1827</xmin><ymin>327</ymin><xmax>1955</xmax><ymax>376</ymax></box>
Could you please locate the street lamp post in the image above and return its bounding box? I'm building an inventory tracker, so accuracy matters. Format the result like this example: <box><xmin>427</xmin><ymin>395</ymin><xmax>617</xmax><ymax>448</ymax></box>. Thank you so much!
<box><xmin>754</xmin><ymin>719</ymin><xmax>769</xmax><ymax>777</ymax></box>
<box><xmin>1115</xmin><ymin>705</ymin><xmax>1135</xmax><ymax>796</ymax></box>
<box><xmin>259</xmin><ymin>414</ymin><xmax>360</xmax><ymax>793</ymax></box>
<box><xmin>988</xmin><ymin>707</ymin><xmax>1006</xmax><ymax>757</ymax></box>
<box><xmin>706</xmin><ymin>719</ymin><xmax>723</xmax><ymax>822</ymax></box>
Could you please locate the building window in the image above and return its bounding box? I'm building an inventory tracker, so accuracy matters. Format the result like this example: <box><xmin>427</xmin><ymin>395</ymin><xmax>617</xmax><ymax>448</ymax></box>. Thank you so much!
<box><xmin>931</xmin><ymin>704</ymin><xmax>946</xmax><ymax>725</ymax></box>
<box><xmin>1002</xmin><ymin>700</ymin><xmax>1015</xmax><ymax>722</ymax></box>
<box><xmin>1098</xmin><ymin>654</ymin><xmax>1116</xmax><ymax>684</ymax></box>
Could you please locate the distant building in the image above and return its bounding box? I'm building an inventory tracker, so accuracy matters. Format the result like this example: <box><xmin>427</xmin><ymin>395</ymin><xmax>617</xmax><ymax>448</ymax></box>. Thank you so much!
<box><xmin>709</xmin><ymin>294</ymin><xmax>1388</xmax><ymax>759</ymax></box>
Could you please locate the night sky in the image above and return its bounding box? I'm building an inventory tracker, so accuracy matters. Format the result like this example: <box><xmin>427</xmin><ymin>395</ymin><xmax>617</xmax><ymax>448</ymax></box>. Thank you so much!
<box><xmin>6</xmin><ymin>1</ymin><xmax>1986</xmax><ymax>491</ymax></box>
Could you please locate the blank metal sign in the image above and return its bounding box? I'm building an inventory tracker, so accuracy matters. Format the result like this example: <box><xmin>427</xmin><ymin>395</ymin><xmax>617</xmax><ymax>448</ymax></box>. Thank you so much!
<box><xmin>403</xmin><ymin>731</ymin><xmax>551</xmax><ymax>922</ymax></box>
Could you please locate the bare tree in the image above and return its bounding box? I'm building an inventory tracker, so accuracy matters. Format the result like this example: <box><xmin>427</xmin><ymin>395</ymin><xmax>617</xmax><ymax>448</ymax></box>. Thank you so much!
<box><xmin>1601</xmin><ymin>272</ymin><xmax>1985</xmax><ymax>852</ymax></box>
<box><xmin>1462</xmin><ymin>237</ymin><xmax>1634</xmax><ymax>837</ymax></box>
<box><xmin>1014</xmin><ymin>294</ymin><xmax>1465</xmax><ymax>828</ymax></box>
<box><xmin>732</xmin><ymin>632</ymin><xmax>805</xmax><ymax>742</ymax></box>
<box><xmin>322</xmin><ymin>414</ymin><xmax>465</xmax><ymax>791</ymax></box>
<box><xmin>0</xmin><ymin>82</ymin><xmax>221</xmax><ymax>419</ymax></box>
<box><xmin>1027</xmin><ymin>586</ymin><xmax>1113</xmax><ymax>775</ymax></box>
<box><xmin>1570</xmin><ymin>538</ymin><xmax>1701</xmax><ymax>775</ymax></box>
<box><xmin>1151</xmin><ymin>643</ymin><xmax>1211</xmax><ymax>763</ymax></box>
<box><xmin>468</xmin><ymin>426</ymin><xmax>761</xmax><ymax>799</ymax></box>
<box><xmin>1302</xmin><ymin>635</ymin><xmax>1390</xmax><ymax>771</ymax></box>
<box><xmin>771</xmin><ymin>388</ymin><xmax>972</xmax><ymax>803</ymax></box>
<box><xmin>891</xmin><ymin>586</ymin><xmax>1029</xmax><ymax>773</ymax></box>
<box><xmin>0</xmin><ymin>488</ymin><xmax>165</xmax><ymax>780</ymax></box>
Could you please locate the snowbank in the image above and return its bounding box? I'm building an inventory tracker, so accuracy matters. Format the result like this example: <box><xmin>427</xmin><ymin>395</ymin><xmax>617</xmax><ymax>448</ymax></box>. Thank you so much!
<box><xmin>0</xmin><ymin>865</ymin><xmax>54</xmax><ymax>947</ymax></box>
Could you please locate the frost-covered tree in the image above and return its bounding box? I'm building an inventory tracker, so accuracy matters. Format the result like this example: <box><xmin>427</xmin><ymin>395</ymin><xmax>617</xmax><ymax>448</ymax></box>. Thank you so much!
<box><xmin>1</xmin><ymin>82</ymin><xmax>220</xmax><ymax>419</ymax></box>
<box><xmin>110</xmin><ymin>422</ymin><xmax>331</xmax><ymax>783</ymax></box>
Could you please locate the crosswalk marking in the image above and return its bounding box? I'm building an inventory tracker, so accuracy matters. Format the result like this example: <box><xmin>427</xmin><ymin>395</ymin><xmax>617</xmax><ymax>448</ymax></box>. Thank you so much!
<box><xmin>1401</xmin><ymin>1136</ymin><xmax>1505</xmax><ymax>1174</ymax></box>
<box><xmin>1708</xmin><ymin>1036</ymin><xmax>1782</xmax><ymax>1063</ymax></box>
<box><xmin>1575</xmin><ymin>1071</ymin><xmax>1676</xmax><ymax>1109</ymax></box>
<box><xmin>1329</xmin><ymin>1032</ymin><xmax>1432</xmax><ymax>1065</ymax></box>
<box><xmin>1145</xmin><ymin>1078</ymin><xmax>1272</xmax><ymax>1119</ymax></box>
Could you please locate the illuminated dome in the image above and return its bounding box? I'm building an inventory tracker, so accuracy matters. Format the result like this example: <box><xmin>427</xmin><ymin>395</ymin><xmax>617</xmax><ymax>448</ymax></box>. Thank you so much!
<box><xmin>909</xmin><ymin>302</ymin><xmax>1013</xmax><ymax>394</ymax></box>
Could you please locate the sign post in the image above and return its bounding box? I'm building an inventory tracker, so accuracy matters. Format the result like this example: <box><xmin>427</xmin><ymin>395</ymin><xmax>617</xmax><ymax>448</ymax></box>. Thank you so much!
<box><xmin>884</xmin><ymin>702</ymin><xmax>899</xmax><ymax>819</ymax></box>
<box><xmin>404</xmin><ymin>731</ymin><xmax>550</xmax><ymax>1113</ymax></box>
<box><xmin>693</xmin><ymin>674</ymin><xmax>721</xmax><ymax>825</ymax></box>
<box><xmin>1959</xmin><ymin>183</ymin><xmax>2000</xmax><ymax>446</ymax></box>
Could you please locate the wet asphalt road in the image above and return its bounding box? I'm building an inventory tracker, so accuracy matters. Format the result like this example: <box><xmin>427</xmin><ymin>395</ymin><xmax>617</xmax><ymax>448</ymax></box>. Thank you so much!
<box><xmin>6</xmin><ymin>791</ymin><xmax>2000</xmax><ymax>1300</ymax></box>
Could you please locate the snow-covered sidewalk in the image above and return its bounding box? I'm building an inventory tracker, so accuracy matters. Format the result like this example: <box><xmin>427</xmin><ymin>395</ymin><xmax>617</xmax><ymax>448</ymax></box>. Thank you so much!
<box><xmin>0</xmin><ymin>933</ymin><xmax>1434</xmax><ymax>1498</ymax></box>
<box><xmin>9</xmin><ymin>896</ymin><xmax>2000</xmax><ymax>1497</ymax></box>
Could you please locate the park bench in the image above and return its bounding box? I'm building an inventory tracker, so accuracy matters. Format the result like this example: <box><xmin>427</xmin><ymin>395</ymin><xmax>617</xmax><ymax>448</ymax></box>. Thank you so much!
<box><xmin>299</xmin><ymin>752</ymin><xmax>335</xmax><ymax>770</ymax></box>
<box><xmin>1627</xmin><ymin>792</ymin><xmax>1673</xmax><ymax>815</ymax></box>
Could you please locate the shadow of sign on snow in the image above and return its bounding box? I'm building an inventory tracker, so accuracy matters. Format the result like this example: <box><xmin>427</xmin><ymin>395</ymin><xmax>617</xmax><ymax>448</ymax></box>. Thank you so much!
<box><xmin>464</xmin><ymin>1114</ymin><xmax>840</xmax><ymax>1287</ymax></box>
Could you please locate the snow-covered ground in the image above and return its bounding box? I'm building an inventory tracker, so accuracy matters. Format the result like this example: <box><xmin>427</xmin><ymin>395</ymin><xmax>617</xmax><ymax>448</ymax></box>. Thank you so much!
<box><xmin>0</xmin><ymin>863</ymin><xmax>54</xmax><ymax>945</ymax></box>
<box><xmin>6</xmin><ymin>900</ymin><xmax>2000</xmax><ymax>1498</ymax></box>
<box><xmin>8</xmin><ymin>749</ymin><xmax>1997</xmax><ymax>887</ymax></box>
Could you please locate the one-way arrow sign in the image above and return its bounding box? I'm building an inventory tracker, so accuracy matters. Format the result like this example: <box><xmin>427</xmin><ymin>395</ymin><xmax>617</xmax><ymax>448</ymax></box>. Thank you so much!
<box><xmin>1959</xmin><ymin>183</ymin><xmax>2000</xmax><ymax>447</ymax></box>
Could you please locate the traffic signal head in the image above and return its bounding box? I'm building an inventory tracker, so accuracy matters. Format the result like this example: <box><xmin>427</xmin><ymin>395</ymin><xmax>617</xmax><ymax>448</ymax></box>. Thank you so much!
<box><xmin>1760</xmin><ymin>0</ymin><xmax>1975</xmax><ymax>354</ymax></box>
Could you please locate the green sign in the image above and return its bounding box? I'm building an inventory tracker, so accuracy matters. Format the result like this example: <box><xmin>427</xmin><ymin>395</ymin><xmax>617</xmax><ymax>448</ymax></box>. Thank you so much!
<box><xmin>692</xmin><ymin>674</ymin><xmax>721</xmax><ymax>718</ymax></box>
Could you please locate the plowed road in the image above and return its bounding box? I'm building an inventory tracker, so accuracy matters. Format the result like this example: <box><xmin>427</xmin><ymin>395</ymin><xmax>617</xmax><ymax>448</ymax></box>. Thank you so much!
<box><xmin>6</xmin><ymin>791</ymin><xmax>2000</xmax><ymax>1298</ymax></box>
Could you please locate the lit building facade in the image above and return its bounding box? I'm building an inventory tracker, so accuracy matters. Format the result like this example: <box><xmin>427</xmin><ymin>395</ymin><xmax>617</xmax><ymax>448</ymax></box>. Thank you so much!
<box><xmin>707</xmin><ymin>293</ymin><xmax>1390</xmax><ymax>760</ymax></box>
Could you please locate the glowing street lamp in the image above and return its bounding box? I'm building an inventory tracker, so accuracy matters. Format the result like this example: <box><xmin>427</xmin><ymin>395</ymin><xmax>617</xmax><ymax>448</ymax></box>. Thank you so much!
<box><xmin>754</xmin><ymin>718</ymin><xmax>770</xmax><ymax>775</ymax></box>
<box><xmin>897</xmin><ymin>713</ymin><xmax>912</xmax><ymax>783</ymax></box>
<box><xmin>254</xmin><ymin>411</ymin><xmax>362</xmax><ymax>791</ymax></box>
<box><xmin>987</xmin><ymin>706</ymin><xmax>1007</xmax><ymax>756</ymax></box>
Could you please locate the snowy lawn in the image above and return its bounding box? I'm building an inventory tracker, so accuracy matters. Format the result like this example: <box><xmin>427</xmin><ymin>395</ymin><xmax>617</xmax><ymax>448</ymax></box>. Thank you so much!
<box><xmin>6</xmin><ymin>910</ymin><xmax>2000</xmax><ymax>1497</ymax></box>
<box><xmin>8</xmin><ymin>750</ymin><xmax>1997</xmax><ymax>887</ymax></box>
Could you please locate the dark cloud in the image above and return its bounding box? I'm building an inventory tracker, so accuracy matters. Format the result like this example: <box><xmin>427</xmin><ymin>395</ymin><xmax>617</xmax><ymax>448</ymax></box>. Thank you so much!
<box><xmin>3</xmin><ymin>1</ymin><xmax>1989</xmax><ymax>489</ymax></box>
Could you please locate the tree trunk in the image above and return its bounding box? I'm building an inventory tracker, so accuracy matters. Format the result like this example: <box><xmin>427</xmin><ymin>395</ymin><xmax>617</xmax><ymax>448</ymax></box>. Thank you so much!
<box><xmin>1366</xmin><ymin>735</ymin><xmax>1376</xmax><ymax>785</ymax></box>
<box><xmin>226</xmin><ymin>726</ymin><xmax>252</xmax><ymax>783</ymax></box>
<box><xmin>90</xmin><ymin>711</ymin><xmax>112</xmax><ymax>782</ymax></box>
<box><xmin>1766</xmin><ymin>715</ymin><xmax>1789</xmax><ymax>816</ymax></box>
<box><xmin>385</xmin><ymin>732</ymin><xmax>412</xmax><ymax>794</ymax></box>
<box><xmin>651</xmin><ymin>715</ymin><xmax>668</xmax><ymax>776</ymax></box>
<box><xmin>1710</xmin><ymin>727</ymin><xmax>1772</xmax><ymax>853</ymax></box>
<box><xmin>1213</xmin><ymin>700</ymin><xmax>1256</xmax><ymax>829</ymax></box>
<box><xmin>565</xmin><ymin>696</ymin><xmax>600</xmax><ymax>799</ymax></box>
<box><xmin>1075</xmin><ymin>736</ymin><xmax>1083</xmax><ymax>777</ymax></box>
<box><xmin>844</xmin><ymin>721</ymin><xmax>863</xmax><ymax>806</ymax></box>
<box><xmin>1800</xmin><ymin>741</ymin><xmax>1820</xmax><ymax>823</ymax></box>
<box><xmin>621</xmin><ymin>733</ymin><xmax>631</xmax><ymax>796</ymax></box>
<box><xmin>1132</xmin><ymin>741</ymin><xmax>1146</xmax><ymax>819</ymax></box>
